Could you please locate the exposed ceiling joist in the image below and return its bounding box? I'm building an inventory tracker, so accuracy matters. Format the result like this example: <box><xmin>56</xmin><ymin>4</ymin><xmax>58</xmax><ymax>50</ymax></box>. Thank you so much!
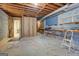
<box><xmin>53</xmin><ymin>3</ymin><xmax>65</xmax><ymax>7</ymax></box>
<box><xmin>0</xmin><ymin>3</ymin><xmax>66</xmax><ymax>19</ymax></box>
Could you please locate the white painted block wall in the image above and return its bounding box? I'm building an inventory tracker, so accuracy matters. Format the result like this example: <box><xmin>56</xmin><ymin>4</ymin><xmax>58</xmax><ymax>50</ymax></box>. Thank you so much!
<box><xmin>0</xmin><ymin>9</ymin><xmax>8</xmax><ymax>52</ymax></box>
<box><xmin>0</xmin><ymin>9</ymin><xmax>8</xmax><ymax>39</ymax></box>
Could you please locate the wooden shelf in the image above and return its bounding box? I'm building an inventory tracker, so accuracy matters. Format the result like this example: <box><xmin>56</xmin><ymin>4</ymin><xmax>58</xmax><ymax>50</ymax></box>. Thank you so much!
<box><xmin>67</xmin><ymin>30</ymin><xmax>79</xmax><ymax>32</ymax></box>
<box><xmin>49</xmin><ymin>29</ymin><xmax>79</xmax><ymax>32</ymax></box>
<box><xmin>56</xmin><ymin>29</ymin><xmax>79</xmax><ymax>32</ymax></box>
<box><xmin>60</xmin><ymin>22</ymin><xmax>79</xmax><ymax>25</ymax></box>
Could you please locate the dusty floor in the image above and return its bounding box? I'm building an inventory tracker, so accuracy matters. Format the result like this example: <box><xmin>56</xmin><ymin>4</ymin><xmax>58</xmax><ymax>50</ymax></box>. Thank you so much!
<box><xmin>5</xmin><ymin>34</ymin><xmax>79</xmax><ymax>56</ymax></box>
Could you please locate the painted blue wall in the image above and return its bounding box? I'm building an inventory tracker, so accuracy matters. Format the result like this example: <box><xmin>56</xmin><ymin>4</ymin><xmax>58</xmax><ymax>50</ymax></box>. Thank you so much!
<box><xmin>43</xmin><ymin>5</ymin><xmax>79</xmax><ymax>48</ymax></box>
<box><xmin>58</xmin><ymin>6</ymin><xmax>79</xmax><ymax>46</ymax></box>
<box><xmin>44</xmin><ymin>15</ymin><xmax>58</xmax><ymax>28</ymax></box>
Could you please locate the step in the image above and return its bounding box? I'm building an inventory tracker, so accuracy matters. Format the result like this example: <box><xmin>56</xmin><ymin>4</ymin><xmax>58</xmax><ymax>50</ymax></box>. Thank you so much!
<box><xmin>64</xmin><ymin>39</ymin><xmax>71</xmax><ymax>42</ymax></box>
<box><xmin>63</xmin><ymin>43</ymin><xmax>71</xmax><ymax>47</ymax></box>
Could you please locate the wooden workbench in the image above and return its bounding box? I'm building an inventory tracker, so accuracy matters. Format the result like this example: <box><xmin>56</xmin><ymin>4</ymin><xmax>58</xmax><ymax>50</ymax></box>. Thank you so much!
<box><xmin>54</xmin><ymin>29</ymin><xmax>79</xmax><ymax>32</ymax></box>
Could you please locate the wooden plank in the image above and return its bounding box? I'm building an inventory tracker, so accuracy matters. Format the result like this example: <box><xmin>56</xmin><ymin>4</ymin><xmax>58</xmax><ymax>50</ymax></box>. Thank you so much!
<box><xmin>32</xmin><ymin>18</ymin><xmax>37</xmax><ymax>36</ymax></box>
<box><xmin>8</xmin><ymin>16</ymin><xmax>14</xmax><ymax>38</ymax></box>
<box><xmin>22</xmin><ymin>17</ymin><xmax>37</xmax><ymax>37</ymax></box>
<box><xmin>1</xmin><ymin>4</ymin><xmax>37</xmax><ymax>17</ymax></box>
<box><xmin>15</xmin><ymin>3</ymin><xmax>54</xmax><ymax>13</ymax></box>
<box><xmin>0</xmin><ymin>3</ymin><xmax>64</xmax><ymax>18</ymax></box>
<box><xmin>23</xmin><ymin>17</ymin><xmax>29</xmax><ymax>36</ymax></box>
<box><xmin>50</xmin><ymin>29</ymin><xmax>79</xmax><ymax>32</ymax></box>
<box><xmin>7</xmin><ymin>4</ymin><xmax>39</xmax><ymax>13</ymax></box>
<box><xmin>47</xmin><ymin>3</ymin><xmax>60</xmax><ymax>10</ymax></box>
<box><xmin>1</xmin><ymin>4</ymin><xmax>23</xmax><ymax>17</ymax></box>
<box><xmin>60</xmin><ymin>22</ymin><xmax>79</xmax><ymax>24</ymax></box>
<box><xmin>53</xmin><ymin>3</ymin><xmax>65</xmax><ymax>7</ymax></box>
<box><xmin>37</xmin><ymin>10</ymin><xmax>53</xmax><ymax>17</ymax></box>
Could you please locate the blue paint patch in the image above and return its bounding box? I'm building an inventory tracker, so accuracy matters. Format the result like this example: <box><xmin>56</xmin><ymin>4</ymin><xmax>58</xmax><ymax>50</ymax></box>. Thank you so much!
<box><xmin>44</xmin><ymin>15</ymin><xmax>58</xmax><ymax>27</ymax></box>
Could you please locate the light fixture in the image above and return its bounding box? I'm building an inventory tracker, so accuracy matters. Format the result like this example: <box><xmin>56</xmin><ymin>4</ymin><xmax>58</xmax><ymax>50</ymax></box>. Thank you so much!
<box><xmin>33</xmin><ymin>3</ymin><xmax>38</xmax><ymax>6</ymax></box>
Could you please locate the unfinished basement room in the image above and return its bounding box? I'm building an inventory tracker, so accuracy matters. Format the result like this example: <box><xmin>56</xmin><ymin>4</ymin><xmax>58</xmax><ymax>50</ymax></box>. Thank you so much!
<box><xmin>1</xmin><ymin>3</ymin><xmax>79</xmax><ymax>56</ymax></box>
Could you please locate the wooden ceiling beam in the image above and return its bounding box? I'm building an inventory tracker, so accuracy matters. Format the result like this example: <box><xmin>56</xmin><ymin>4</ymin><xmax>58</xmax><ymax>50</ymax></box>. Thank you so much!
<box><xmin>17</xmin><ymin>3</ymin><xmax>46</xmax><ymax>9</ymax></box>
<box><xmin>7</xmin><ymin>4</ymin><xmax>52</xmax><ymax>13</ymax></box>
<box><xmin>0</xmin><ymin>3</ymin><xmax>65</xmax><ymax>18</ymax></box>
<box><xmin>37</xmin><ymin>10</ymin><xmax>53</xmax><ymax>17</ymax></box>
<box><xmin>46</xmin><ymin>3</ymin><xmax>60</xmax><ymax>10</ymax></box>
<box><xmin>8</xmin><ymin>3</ymin><xmax>54</xmax><ymax>14</ymax></box>
<box><xmin>56</xmin><ymin>3</ymin><xmax>65</xmax><ymax>6</ymax></box>
<box><xmin>24</xmin><ymin>11</ymin><xmax>37</xmax><ymax>17</ymax></box>
<box><xmin>52</xmin><ymin>3</ymin><xmax>64</xmax><ymax>7</ymax></box>
<box><xmin>16</xmin><ymin>3</ymin><xmax>54</xmax><ymax>12</ymax></box>
<box><xmin>38</xmin><ymin>10</ymin><xmax>53</xmax><ymax>14</ymax></box>
<box><xmin>44</xmin><ymin>5</ymin><xmax>58</xmax><ymax>11</ymax></box>
<box><xmin>15</xmin><ymin>3</ymin><xmax>44</xmax><ymax>11</ymax></box>
<box><xmin>6</xmin><ymin>4</ymin><xmax>38</xmax><ymax>13</ymax></box>
<box><xmin>1</xmin><ymin>4</ymin><xmax>24</xmax><ymax>16</ymax></box>
<box><xmin>1</xmin><ymin>4</ymin><xmax>43</xmax><ymax>17</ymax></box>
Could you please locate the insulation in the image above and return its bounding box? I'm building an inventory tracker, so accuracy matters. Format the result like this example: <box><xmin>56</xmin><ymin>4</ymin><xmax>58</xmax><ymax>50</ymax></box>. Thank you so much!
<box><xmin>21</xmin><ymin>17</ymin><xmax>37</xmax><ymax>37</ymax></box>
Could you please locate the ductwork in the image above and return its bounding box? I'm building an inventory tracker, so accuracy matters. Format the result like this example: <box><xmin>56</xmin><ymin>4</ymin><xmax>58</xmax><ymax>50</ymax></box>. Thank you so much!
<box><xmin>64</xmin><ymin>3</ymin><xmax>79</xmax><ymax>11</ymax></box>
<box><xmin>41</xmin><ymin>3</ymin><xmax>79</xmax><ymax>21</ymax></box>
<box><xmin>40</xmin><ymin>4</ymin><xmax>69</xmax><ymax>21</ymax></box>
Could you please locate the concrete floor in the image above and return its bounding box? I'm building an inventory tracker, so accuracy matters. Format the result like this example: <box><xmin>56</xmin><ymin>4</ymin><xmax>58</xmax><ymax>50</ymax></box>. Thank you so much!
<box><xmin>5</xmin><ymin>34</ymin><xmax>79</xmax><ymax>56</ymax></box>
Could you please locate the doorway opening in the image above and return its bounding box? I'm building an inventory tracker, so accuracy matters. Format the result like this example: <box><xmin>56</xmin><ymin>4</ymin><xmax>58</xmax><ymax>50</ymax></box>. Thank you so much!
<box><xmin>14</xmin><ymin>18</ymin><xmax>21</xmax><ymax>38</ymax></box>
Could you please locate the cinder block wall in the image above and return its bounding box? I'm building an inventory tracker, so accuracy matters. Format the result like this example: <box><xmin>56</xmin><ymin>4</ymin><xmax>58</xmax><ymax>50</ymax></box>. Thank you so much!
<box><xmin>0</xmin><ymin>9</ymin><xmax>8</xmax><ymax>52</ymax></box>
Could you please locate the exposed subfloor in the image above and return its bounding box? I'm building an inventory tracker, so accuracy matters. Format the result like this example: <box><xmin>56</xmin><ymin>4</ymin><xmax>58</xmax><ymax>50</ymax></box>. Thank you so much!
<box><xmin>5</xmin><ymin>33</ymin><xmax>79</xmax><ymax>56</ymax></box>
